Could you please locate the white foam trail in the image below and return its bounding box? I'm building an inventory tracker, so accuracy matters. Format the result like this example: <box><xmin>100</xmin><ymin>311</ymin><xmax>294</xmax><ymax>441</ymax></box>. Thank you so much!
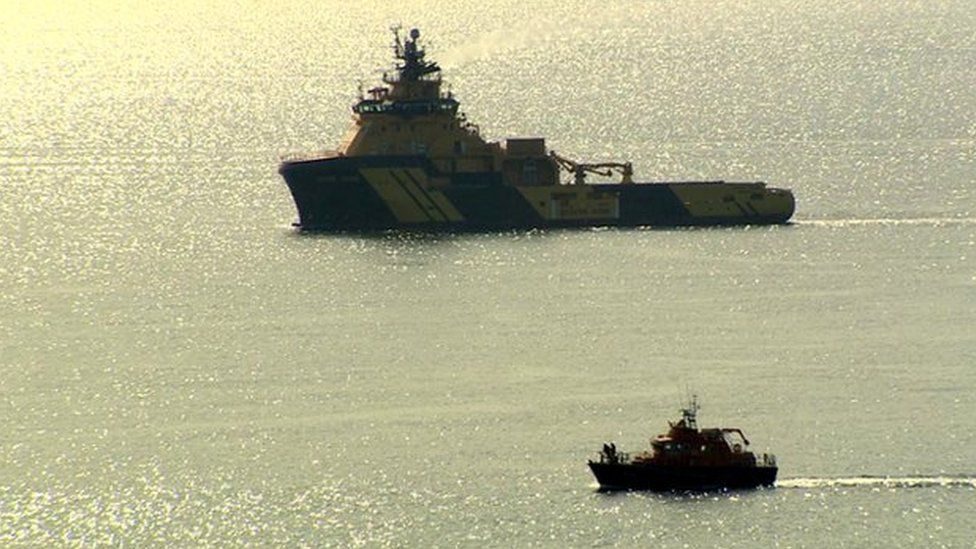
<box><xmin>797</xmin><ymin>217</ymin><xmax>976</xmax><ymax>228</ymax></box>
<box><xmin>778</xmin><ymin>476</ymin><xmax>976</xmax><ymax>489</ymax></box>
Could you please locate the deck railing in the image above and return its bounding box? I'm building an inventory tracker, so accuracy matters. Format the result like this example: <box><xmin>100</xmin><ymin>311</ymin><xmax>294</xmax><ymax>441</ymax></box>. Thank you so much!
<box><xmin>595</xmin><ymin>451</ymin><xmax>630</xmax><ymax>464</ymax></box>
<box><xmin>279</xmin><ymin>150</ymin><xmax>341</xmax><ymax>163</ymax></box>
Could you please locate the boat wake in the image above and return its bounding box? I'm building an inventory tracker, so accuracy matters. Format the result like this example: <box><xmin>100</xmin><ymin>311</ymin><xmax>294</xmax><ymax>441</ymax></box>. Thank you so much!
<box><xmin>778</xmin><ymin>476</ymin><xmax>976</xmax><ymax>489</ymax></box>
<box><xmin>797</xmin><ymin>217</ymin><xmax>976</xmax><ymax>228</ymax></box>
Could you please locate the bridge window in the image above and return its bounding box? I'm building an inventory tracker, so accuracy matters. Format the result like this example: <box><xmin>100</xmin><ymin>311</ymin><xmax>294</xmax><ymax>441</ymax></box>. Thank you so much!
<box><xmin>523</xmin><ymin>160</ymin><xmax>538</xmax><ymax>185</ymax></box>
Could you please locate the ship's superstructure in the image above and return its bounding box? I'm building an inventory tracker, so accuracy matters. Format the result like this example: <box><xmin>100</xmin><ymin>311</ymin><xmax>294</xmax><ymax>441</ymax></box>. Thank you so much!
<box><xmin>279</xmin><ymin>27</ymin><xmax>795</xmax><ymax>231</ymax></box>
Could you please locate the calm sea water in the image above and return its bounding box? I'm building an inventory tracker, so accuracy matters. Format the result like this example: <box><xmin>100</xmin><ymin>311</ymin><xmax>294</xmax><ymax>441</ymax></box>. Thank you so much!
<box><xmin>2</xmin><ymin>1</ymin><xmax>975</xmax><ymax>546</ymax></box>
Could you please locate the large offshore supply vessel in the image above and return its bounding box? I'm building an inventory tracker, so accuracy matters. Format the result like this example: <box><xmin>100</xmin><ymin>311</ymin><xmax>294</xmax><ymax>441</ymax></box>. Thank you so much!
<box><xmin>279</xmin><ymin>28</ymin><xmax>795</xmax><ymax>231</ymax></box>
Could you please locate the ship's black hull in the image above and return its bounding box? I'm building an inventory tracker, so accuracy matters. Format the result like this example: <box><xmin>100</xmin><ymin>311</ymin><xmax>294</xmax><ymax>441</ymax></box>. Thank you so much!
<box><xmin>588</xmin><ymin>462</ymin><xmax>778</xmax><ymax>492</ymax></box>
<box><xmin>279</xmin><ymin>156</ymin><xmax>795</xmax><ymax>232</ymax></box>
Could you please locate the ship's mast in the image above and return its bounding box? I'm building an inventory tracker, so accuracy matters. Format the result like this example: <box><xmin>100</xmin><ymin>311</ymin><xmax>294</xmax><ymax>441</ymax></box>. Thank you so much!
<box><xmin>680</xmin><ymin>395</ymin><xmax>700</xmax><ymax>430</ymax></box>
<box><xmin>387</xmin><ymin>26</ymin><xmax>441</xmax><ymax>83</ymax></box>
<box><xmin>377</xmin><ymin>26</ymin><xmax>445</xmax><ymax>103</ymax></box>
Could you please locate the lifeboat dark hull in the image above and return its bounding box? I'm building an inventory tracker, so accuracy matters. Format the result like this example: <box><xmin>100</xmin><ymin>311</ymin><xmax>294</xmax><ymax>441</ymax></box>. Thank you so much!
<box><xmin>279</xmin><ymin>156</ymin><xmax>795</xmax><ymax>232</ymax></box>
<box><xmin>588</xmin><ymin>461</ymin><xmax>778</xmax><ymax>492</ymax></box>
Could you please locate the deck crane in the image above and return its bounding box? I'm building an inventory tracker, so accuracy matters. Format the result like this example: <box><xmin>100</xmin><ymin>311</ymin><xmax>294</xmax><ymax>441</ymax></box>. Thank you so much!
<box><xmin>549</xmin><ymin>151</ymin><xmax>634</xmax><ymax>185</ymax></box>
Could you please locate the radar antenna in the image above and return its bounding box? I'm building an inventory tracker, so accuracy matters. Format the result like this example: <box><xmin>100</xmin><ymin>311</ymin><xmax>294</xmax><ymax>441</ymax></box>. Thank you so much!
<box><xmin>389</xmin><ymin>25</ymin><xmax>440</xmax><ymax>81</ymax></box>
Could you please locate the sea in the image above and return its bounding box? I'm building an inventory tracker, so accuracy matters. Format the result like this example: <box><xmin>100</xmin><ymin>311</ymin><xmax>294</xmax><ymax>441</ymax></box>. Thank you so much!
<box><xmin>1</xmin><ymin>1</ymin><xmax>974</xmax><ymax>546</ymax></box>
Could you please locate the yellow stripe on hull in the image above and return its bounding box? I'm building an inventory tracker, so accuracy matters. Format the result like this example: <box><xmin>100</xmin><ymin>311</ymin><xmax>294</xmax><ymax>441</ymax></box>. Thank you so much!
<box><xmin>516</xmin><ymin>187</ymin><xmax>619</xmax><ymax>221</ymax></box>
<box><xmin>360</xmin><ymin>168</ymin><xmax>431</xmax><ymax>223</ymax></box>
<box><xmin>400</xmin><ymin>168</ymin><xmax>464</xmax><ymax>222</ymax></box>
<box><xmin>669</xmin><ymin>183</ymin><xmax>789</xmax><ymax>220</ymax></box>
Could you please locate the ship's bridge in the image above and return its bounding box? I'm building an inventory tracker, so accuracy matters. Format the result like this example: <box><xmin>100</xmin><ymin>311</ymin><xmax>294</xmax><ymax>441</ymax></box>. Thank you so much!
<box><xmin>353</xmin><ymin>98</ymin><xmax>459</xmax><ymax>116</ymax></box>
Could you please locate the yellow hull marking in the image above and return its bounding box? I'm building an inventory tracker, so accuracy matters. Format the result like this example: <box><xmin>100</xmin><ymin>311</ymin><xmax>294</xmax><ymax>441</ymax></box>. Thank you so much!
<box><xmin>516</xmin><ymin>187</ymin><xmax>619</xmax><ymax>221</ymax></box>
<box><xmin>360</xmin><ymin>168</ymin><xmax>431</xmax><ymax>223</ymax></box>
<box><xmin>515</xmin><ymin>187</ymin><xmax>552</xmax><ymax>219</ymax></box>
<box><xmin>670</xmin><ymin>184</ymin><xmax>754</xmax><ymax>218</ymax></box>
<box><xmin>401</xmin><ymin>168</ymin><xmax>464</xmax><ymax>222</ymax></box>
<box><xmin>388</xmin><ymin>169</ymin><xmax>446</xmax><ymax>222</ymax></box>
<box><xmin>752</xmin><ymin>190</ymin><xmax>795</xmax><ymax>217</ymax></box>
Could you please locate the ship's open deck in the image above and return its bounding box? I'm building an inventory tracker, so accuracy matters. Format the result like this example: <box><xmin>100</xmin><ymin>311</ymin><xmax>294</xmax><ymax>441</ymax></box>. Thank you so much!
<box><xmin>279</xmin><ymin>150</ymin><xmax>341</xmax><ymax>164</ymax></box>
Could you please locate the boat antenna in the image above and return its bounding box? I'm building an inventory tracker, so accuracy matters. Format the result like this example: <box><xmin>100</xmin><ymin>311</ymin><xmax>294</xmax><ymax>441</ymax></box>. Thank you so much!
<box><xmin>681</xmin><ymin>394</ymin><xmax>700</xmax><ymax>430</ymax></box>
<box><xmin>390</xmin><ymin>23</ymin><xmax>404</xmax><ymax>58</ymax></box>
